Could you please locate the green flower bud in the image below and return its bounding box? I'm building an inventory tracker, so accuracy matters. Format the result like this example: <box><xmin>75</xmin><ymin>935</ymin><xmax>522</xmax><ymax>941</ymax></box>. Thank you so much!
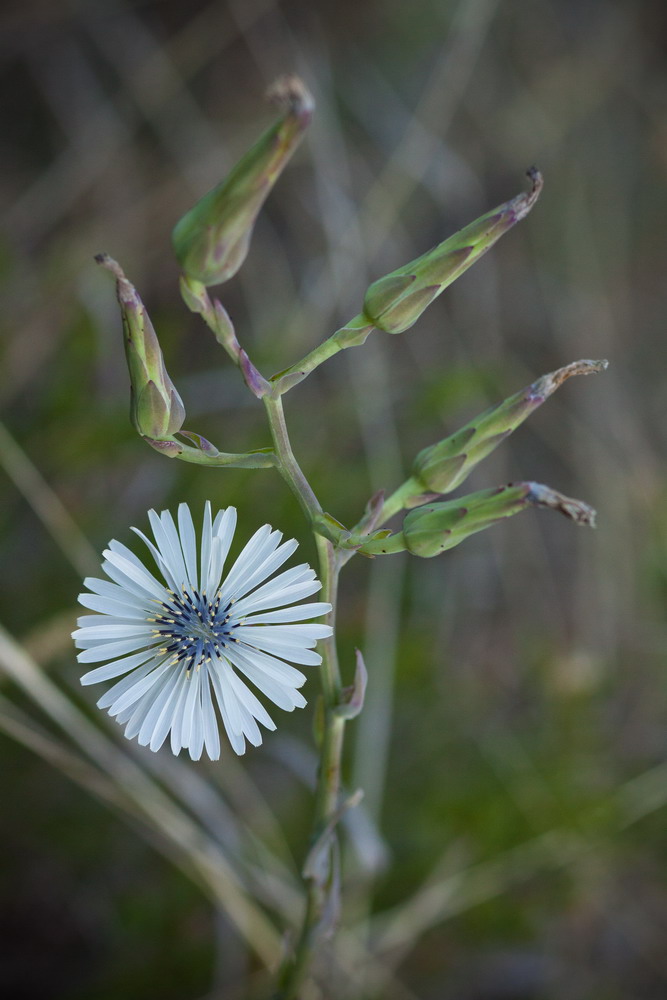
<box><xmin>362</xmin><ymin>169</ymin><xmax>543</xmax><ymax>334</ymax></box>
<box><xmin>172</xmin><ymin>74</ymin><xmax>314</xmax><ymax>286</ymax></box>
<box><xmin>413</xmin><ymin>359</ymin><xmax>608</xmax><ymax>495</ymax></box>
<box><xmin>95</xmin><ymin>254</ymin><xmax>185</xmax><ymax>440</ymax></box>
<box><xmin>402</xmin><ymin>482</ymin><xmax>595</xmax><ymax>558</ymax></box>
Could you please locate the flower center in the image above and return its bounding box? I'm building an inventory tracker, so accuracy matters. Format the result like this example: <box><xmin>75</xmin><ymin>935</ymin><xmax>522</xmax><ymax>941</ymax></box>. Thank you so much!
<box><xmin>152</xmin><ymin>588</ymin><xmax>237</xmax><ymax>671</ymax></box>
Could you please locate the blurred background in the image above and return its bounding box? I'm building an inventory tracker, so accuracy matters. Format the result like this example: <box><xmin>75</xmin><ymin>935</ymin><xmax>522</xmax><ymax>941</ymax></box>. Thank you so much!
<box><xmin>2</xmin><ymin>0</ymin><xmax>667</xmax><ymax>997</ymax></box>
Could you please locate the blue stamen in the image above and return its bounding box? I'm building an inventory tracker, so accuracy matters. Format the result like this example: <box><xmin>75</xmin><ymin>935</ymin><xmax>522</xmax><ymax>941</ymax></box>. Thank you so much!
<box><xmin>153</xmin><ymin>588</ymin><xmax>235</xmax><ymax>671</ymax></box>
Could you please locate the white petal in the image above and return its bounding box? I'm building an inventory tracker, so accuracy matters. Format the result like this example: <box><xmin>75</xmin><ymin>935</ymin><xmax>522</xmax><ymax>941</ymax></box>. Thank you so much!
<box><xmin>237</xmin><ymin>662</ymin><xmax>306</xmax><ymax>712</ymax></box>
<box><xmin>188</xmin><ymin>692</ymin><xmax>205</xmax><ymax>761</ymax></box>
<box><xmin>100</xmin><ymin>560</ymin><xmax>154</xmax><ymax>601</ymax></box>
<box><xmin>74</xmin><ymin>635</ymin><xmax>120</xmax><ymax>649</ymax></box>
<box><xmin>225</xmin><ymin>668</ymin><xmax>276</xmax><ymax>732</ymax></box>
<box><xmin>108</xmin><ymin>661</ymin><xmax>171</xmax><ymax>717</ymax></box>
<box><xmin>103</xmin><ymin>549</ymin><xmax>168</xmax><ymax>601</ymax></box>
<box><xmin>206</xmin><ymin>537</ymin><xmax>225</xmax><ymax>601</ymax></box>
<box><xmin>212</xmin><ymin>663</ymin><xmax>245</xmax><ymax>736</ymax></box>
<box><xmin>76</xmin><ymin>614</ymin><xmax>147</xmax><ymax>628</ymax></box>
<box><xmin>137</xmin><ymin>667</ymin><xmax>182</xmax><ymax>745</ymax></box>
<box><xmin>147</xmin><ymin>509</ymin><xmax>188</xmax><ymax>589</ymax></box>
<box><xmin>199</xmin><ymin>501</ymin><xmax>213</xmax><ymax>593</ymax></box>
<box><xmin>106</xmin><ymin>545</ymin><xmax>167</xmax><ymax>596</ymax></box>
<box><xmin>208</xmin><ymin>665</ymin><xmax>246</xmax><ymax>755</ymax></box>
<box><xmin>108</xmin><ymin>539</ymin><xmax>153</xmax><ymax>573</ymax></box>
<box><xmin>220</xmin><ymin>524</ymin><xmax>276</xmax><ymax>601</ymax></box>
<box><xmin>225</xmin><ymin>642</ymin><xmax>306</xmax><ymax>688</ymax></box>
<box><xmin>240</xmin><ymin>623</ymin><xmax>332</xmax><ymax>644</ymax></box>
<box><xmin>224</xmin><ymin>645</ymin><xmax>307</xmax><ymax>711</ymax></box>
<box><xmin>80</xmin><ymin>648</ymin><xmax>156</xmax><ymax>686</ymax></box>
<box><xmin>117</xmin><ymin>683</ymin><xmax>159</xmax><ymax>728</ymax></box>
<box><xmin>218</xmin><ymin>675</ymin><xmax>263</xmax><ymax>746</ymax></box>
<box><xmin>149</xmin><ymin>670</ymin><xmax>188</xmax><ymax>752</ymax></box>
<box><xmin>226</xmin><ymin>537</ymin><xmax>298</xmax><ymax>603</ymax></box>
<box><xmin>243</xmin><ymin>602</ymin><xmax>331</xmax><ymax>624</ymax></box>
<box><xmin>178</xmin><ymin>667</ymin><xmax>201</xmax><ymax>749</ymax></box>
<box><xmin>97</xmin><ymin>657</ymin><xmax>161</xmax><ymax>709</ymax></box>
<box><xmin>73</xmin><ymin>624</ymin><xmax>155</xmax><ymax>640</ymax></box>
<box><xmin>211</xmin><ymin>506</ymin><xmax>237</xmax><ymax>582</ymax></box>
<box><xmin>178</xmin><ymin>503</ymin><xmax>198</xmax><ymax>588</ymax></box>
<box><xmin>82</xmin><ymin>577</ymin><xmax>148</xmax><ymax>610</ymax></box>
<box><xmin>170</xmin><ymin>672</ymin><xmax>192</xmax><ymax>754</ymax></box>
<box><xmin>232</xmin><ymin>569</ymin><xmax>321</xmax><ymax>616</ymax></box>
<box><xmin>123</xmin><ymin>669</ymin><xmax>174</xmax><ymax>739</ymax></box>
<box><xmin>78</xmin><ymin>592</ymin><xmax>149</xmax><ymax>619</ymax></box>
<box><xmin>200</xmin><ymin>669</ymin><xmax>220</xmax><ymax>760</ymax></box>
<box><xmin>131</xmin><ymin>526</ymin><xmax>180</xmax><ymax>592</ymax></box>
<box><xmin>238</xmin><ymin>632</ymin><xmax>323</xmax><ymax>666</ymax></box>
<box><xmin>77</xmin><ymin>635</ymin><xmax>155</xmax><ymax>663</ymax></box>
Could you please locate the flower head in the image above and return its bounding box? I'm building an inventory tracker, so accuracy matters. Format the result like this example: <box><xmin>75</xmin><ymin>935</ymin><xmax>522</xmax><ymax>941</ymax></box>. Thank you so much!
<box><xmin>73</xmin><ymin>503</ymin><xmax>332</xmax><ymax>760</ymax></box>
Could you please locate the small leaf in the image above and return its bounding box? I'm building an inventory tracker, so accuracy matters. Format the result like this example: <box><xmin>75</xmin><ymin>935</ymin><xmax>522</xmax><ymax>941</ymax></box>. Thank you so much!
<box><xmin>178</xmin><ymin>430</ymin><xmax>220</xmax><ymax>456</ymax></box>
<box><xmin>335</xmin><ymin>650</ymin><xmax>368</xmax><ymax>720</ymax></box>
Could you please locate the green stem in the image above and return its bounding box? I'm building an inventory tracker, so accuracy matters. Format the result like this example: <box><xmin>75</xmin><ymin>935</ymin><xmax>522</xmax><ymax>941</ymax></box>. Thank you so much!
<box><xmin>275</xmin><ymin>535</ymin><xmax>346</xmax><ymax>1000</ymax></box>
<box><xmin>262</xmin><ymin>394</ymin><xmax>349</xmax><ymax>998</ymax></box>
<box><xmin>263</xmin><ymin>395</ymin><xmax>322</xmax><ymax>523</ymax></box>
<box><xmin>163</xmin><ymin>443</ymin><xmax>278</xmax><ymax>469</ymax></box>
<box><xmin>180</xmin><ymin>277</ymin><xmax>241</xmax><ymax>364</ymax></box>
<box><xmin>270</xmin><ymin>315</ymin><xmax>375</xmax><ymax>394</ymax></box>
<box><xmin>312</xmin><ymin>533</ymin><xmax>343</xmax><ymax>703</ymax></box>
<box><xmin>336</xmin><ymin>475</ymin><xmax>423</xmax><ymax>568</ymax></box>
<box><xmin>375</xmin><ymin>474</ymin><xmax>425</xmax><ymax>524</ymax></box>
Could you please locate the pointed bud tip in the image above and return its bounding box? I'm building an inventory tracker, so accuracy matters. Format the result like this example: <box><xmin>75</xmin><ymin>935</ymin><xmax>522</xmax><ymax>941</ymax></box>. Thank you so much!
<box><xmin>527</xmin><ymin>166</ymin><xmax>543</xmax><ymax>191</ymax></box>
<box><xmin>510</xmin><ymin>167</ymin><xmax>544</xmax><ymax>223</ymax></box>
<box><xmin>94</xmin><ymin>253</ymin><xmax>125</xmax><ymax>280</ymax></box>
<box><xmin>266</xmin><ymin>73</ymin><xmax>314</xmax><ymax>120</ymax></box>
<box><xmin>524</xmin><ymin>482</ymin><xmax>596</xmax><ymax>527</ymax></box>
<box><xmin>531</xmin><ymin>358</ymin><xmax>609</xmax><ymax>401</ymax></box>
<box><xmin>94</xmin><ymin>253</ymin><xmax>140</xmax><ymax>307</ymax></box>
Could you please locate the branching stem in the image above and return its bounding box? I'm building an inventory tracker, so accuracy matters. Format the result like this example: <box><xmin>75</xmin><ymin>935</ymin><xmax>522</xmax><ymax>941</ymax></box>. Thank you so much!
<box><xmin>263</xmin><ymin>395</ymin><xmax>322</xmax><ymax>523</ymax></box>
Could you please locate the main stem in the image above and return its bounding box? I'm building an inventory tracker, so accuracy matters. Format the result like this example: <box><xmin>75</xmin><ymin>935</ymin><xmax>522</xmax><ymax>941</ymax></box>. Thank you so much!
<box><xmin>263</xmin><ymin>393</ymin><xmax>348</xmax><ymax>998</ymax></box>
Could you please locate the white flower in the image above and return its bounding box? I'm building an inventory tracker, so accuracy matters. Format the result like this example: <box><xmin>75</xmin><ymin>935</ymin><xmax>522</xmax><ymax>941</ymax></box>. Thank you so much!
<box><xmin>73</xmin><ymin>503</ymin><xmax>332</xmax><ymax>760</ymax></box>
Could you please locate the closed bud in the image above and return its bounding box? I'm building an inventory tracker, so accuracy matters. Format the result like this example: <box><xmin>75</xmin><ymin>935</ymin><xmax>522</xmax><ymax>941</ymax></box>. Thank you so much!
<box><xmin>95</xmin><ymin>255</ymin><xmax>185</xmax><ymax>440</ymax></box>
<box><xmin>402</xmin><ymin>482</ymin><xmax>595</xmax><ymax>558</ymax></box>
<box><xmin>413</xmin><ymin>359</ymin><xmax>608</xmax><ymax>494</ymax></box>
<box><xmin>362</xmin><ymin>169</ymin><xmax>543</xmax><ymax>334</ymax></box>
<box><xmin>172</xmin><ymin>74</ymin><xmax>314</xmax><ymax>286</ymax></box>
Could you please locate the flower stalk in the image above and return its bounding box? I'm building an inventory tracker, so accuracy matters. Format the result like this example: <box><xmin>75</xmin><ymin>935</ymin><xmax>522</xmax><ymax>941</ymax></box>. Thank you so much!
<box><xmin>261</xmin><ymin>397</ymin><xmax>350</xmax><ymax>1000</ymax></box>
<box><xmin>273</xmin><ymin>540</ymin><xmax>347</xmax><ymax>1000</ymax></box>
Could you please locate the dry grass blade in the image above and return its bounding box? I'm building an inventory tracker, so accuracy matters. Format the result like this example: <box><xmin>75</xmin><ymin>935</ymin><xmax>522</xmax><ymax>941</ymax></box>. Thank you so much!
<box><xmin>0</xmin><ymin>693</ymin><xmax>134</xmax><ymax>812</ymax></box>
<box><xmin>0</xmin><ymin>623</ymin><xmax>282</xmax><ymax>967</ymax></box>
<box><xmin>0</xmin><ymin>421</ymin><xmax>99</xmax><ymax>578</ymax></box>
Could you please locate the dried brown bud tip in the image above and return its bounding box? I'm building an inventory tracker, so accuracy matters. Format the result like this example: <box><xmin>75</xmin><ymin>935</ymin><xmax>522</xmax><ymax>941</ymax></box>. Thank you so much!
<box><xmin>265</xmin><ymin>73</ymin><xmax>314</xmax><ymax>121</ymax></box>
<box><xmin>94</xmin><ymin>253</ymin><xmax>125</xmax><ymax>281</ymax></box>
<box><xmin>530</xmin><ymin>358</ymin><xmax>609</xmax><ymax>400</ymax></box>
<box><xmin>525</xmin><ymin>483</ymin><xmax>597</xmax><ymax>527</ymax></box>
<box><xmin>510</xmin><ymin>167</ymin><xmax>544</xmax><ymax>224</ymax></box>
